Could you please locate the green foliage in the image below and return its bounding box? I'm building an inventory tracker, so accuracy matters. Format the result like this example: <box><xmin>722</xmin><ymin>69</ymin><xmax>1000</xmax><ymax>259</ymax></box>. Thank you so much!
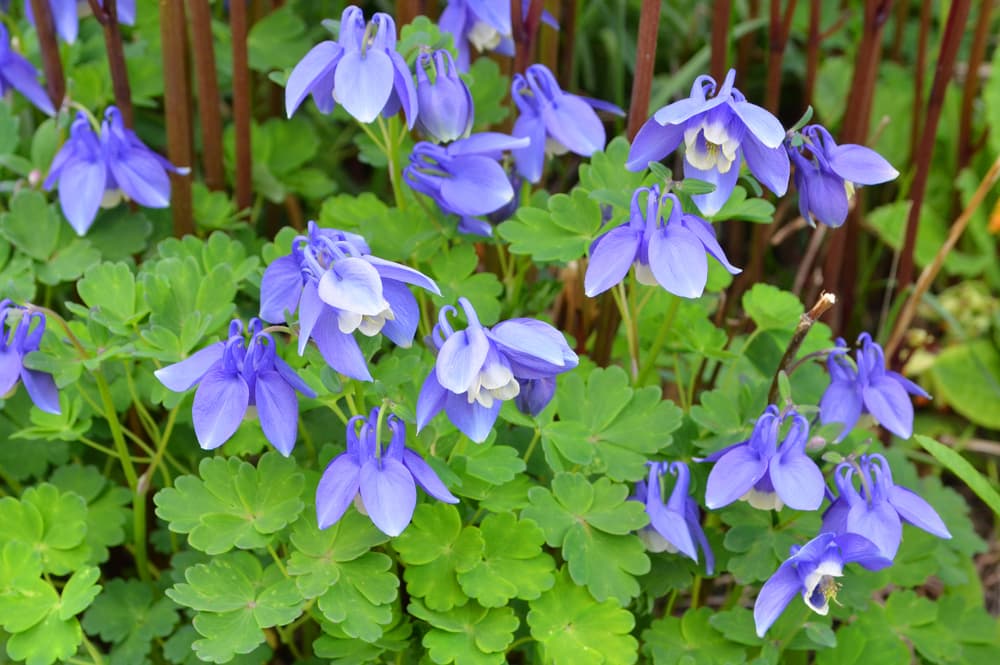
<box><xmin>82</xmin><ymin>579</ymin><xmax>179</xmax><ymax>665</ymax></box>
<box><xmin>499</xmin><ymin>189</ymin><xmax>604</xmax><ymax>262</ymax></box>
<box><xmin>643</xmin><ymin>607</ymin><xmax>748</xmax><ymax>664</ymax></box>
<box><xmin>411</xmin><ymin>599</ymin><xmax>519</xmax><ymax>665</ymax></box>
<box><xmin>928</xmin><ymin>340</ymin><xmax>1000</xmax><ymax>429</ymax></box>
<box><xmin>914</xmin><ymin>435</ymin><xmax>1000</xmax><ymax>517</ymax></box>
<box><xmin>0</xmin><ymin>484</ymin><xmax>90</xmax><ymax>575</ymax></box>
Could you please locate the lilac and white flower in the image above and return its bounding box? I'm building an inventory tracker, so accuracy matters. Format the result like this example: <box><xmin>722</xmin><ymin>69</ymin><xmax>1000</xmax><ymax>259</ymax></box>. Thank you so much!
<box><xmin>822</xmin><ymin>454</ymin><xmax>951</xmax><ymax>560</ymax></box>
<box><xmin>754</xmin><ymin>531</ymin><xmax>892</xmax><ymax>637</ymax></box>
<box><xmin>0</xmin><ymin>301</ymin><xmax>60</xmax><ymax>415</ymax></box>
<box><xmin>43</xmin><ymin>107</ymin><xmax>184</xmax><ymax>235</ymax></box>
<box><xmin>26</xmin><ymin>0</ymin><xmax>136</xmax><ymax>45</ymax></box>
<box><xmin>417</xmin><ymin>297</ymin><xmax>578</xmax><ymax>442</ymax></box>
<box><xmin>259</xmin><ymin>222</ymin><xmax>440</xmax><ymax>382</ymax></box>
<box><xmin>704</xmin><ymin>406</ymin><xmax>824</xmax><ymax>512</ymax></box>
<box><xmin>633</xmin><ymin>461</ymin><xmax>714</xmax><ymax>573</ymax></box>
<box><xmin>627</xmin><ymin>69</ymin><xmax>789</xmax><ymax>215</ymax></box>
<box><xmin>415</xmin><ymin>49</ymin><xmax>474</xmax><ymax>143</ymax></box>
<box><xmin>0</xmin><ymin>23</ymin><xmax>55</xmax><ymax>115</ymax></box>
<box><xmin>316</xmin><ymin>407</ymin><xmax>458</xmax><ymax>536</ymax></box>
<box><xmin>584</xmin><ymin>185</ymin><xmax>741</xmax><ymax>299</ymax></box>
<box><xmin>285</xmin><ymin>6</ymin><xmax>417</xmax><ymax>126</ymax></box>
<box><xmin>154</xmin><ymin>319</ymin><xmax>316</xmax><ymax>455</ymax></box>
<box><xmin>511</xmin><ymin>63</ymin><xmax>623</xmax><ymax>183</ymax></box>
<box><xmin>786</xmin><ymin>124</ymin><xmax>898</xmax><ymax>228</ymax></box>
<box><xmin>439</xmin><ymin>0</ymin><xmax>558</xmax><ymax>71</ymax></box>
<box><xmin>820</xmin><ymin>333</ymin><xmax>930</xmax><ymax>440</ymax></box>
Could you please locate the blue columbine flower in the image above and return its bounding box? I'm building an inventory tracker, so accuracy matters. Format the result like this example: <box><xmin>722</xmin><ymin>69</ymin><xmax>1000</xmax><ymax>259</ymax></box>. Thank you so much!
<box><xmin>754</xmin><ymin>531</ymin><xmax>892</xmax><ymax>637</ymax></box>
<box><xmin>633</xmin><ymin>461</ymin><xmax>714</xmax><ymax>573</ymax></box>
<box><xmin>417</xmin><ymin>297</ymin><xmax>578</xmax><ymax>442</ymax></box>
<box><xmin>627</xmin><ymin>69</ymin><xmax>789</xmax><ymax>215</ymax></box>
<box><xmin>510</xmin><ymin>63</ymin><xmax>623</xmax><ymax>183</ymax></box>
<box><xmin>704</xmin><ymin>406</ymin><xmax>825</xmax><ymax>512</ymax></box>
<box><xmin>26</xmin><ymin>0</ymin><xmax>136</xmax><ymax>44</ymax></box>
<box><xmin>404</xmin><ymin>132</ymin><xmax>529</xmax><ymax>233</ymax></box>
<box><xmin>0</xmin><ymin>24</ymin><xmax>55</xmax><ymax>115</ymax></box>
<box><xmin>439</xmin><ymin>0</ymin><xmax>559</xmax><ymax>71</ymax></box>
<box><xmin>786</xmin><ymin>124</ymin><xmax>898</xmax><ymax>228</ymax></box>
<box><xmin>415</xmin><ymin>49</ymin><xmax>474</xmax><ymax>143</ymax></box>
<box><xmin>822</xmin><ymin>454</ymin><xmax>951</xmax><ymax>560</ymax></box>
<box><xmin>44</xmin><ymin>107</ymin><xmax>184</xmax><ymax>236</ymax></box>
<box><xmin>154</xmin><ymin>319</ymin><xmax>316</xmax><ymax>455</ymax></box>
<box><xmin>316</xmin><ymin>408</ymin><xmax>458</xmax><ymax>536</ymax></box>
<box><xmin>285</xmin><ymin>5</ymin><xmax>417</xmax><ymax>127</ymax></box>
<box><xmin>820</xmin><ymin>333</ymin><xmax>930</xmax><ymax>440</ymax></box>
<box><xmin>0</xmin><ymin>301</ymin><xmax>60</xmax><ymax>414</ymax></box>
<box><xmin>584</xmin><ymin>185</ymin><xmax>741</xmax><ymax>299</ymax></box>
<box><xmin>258</xmin><ymin>222</ymin><xmax>440</xmax><ymax>382</ymax></box>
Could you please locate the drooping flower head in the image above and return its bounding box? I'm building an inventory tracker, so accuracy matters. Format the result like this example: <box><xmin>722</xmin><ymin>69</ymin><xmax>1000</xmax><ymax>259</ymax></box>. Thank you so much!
<box><xmin>510</xmin><ymin>63</ymin><xmax>623</xmax><ymax>183</ymax></box>
<box><xmin>585</xmin><ymin>185</ymin><xmax>741</xmax><ymax>299</ymax></box>
<box><xmin>316</xmin><ymin>407</ymin><xmax>458</xmax><ymax>536</ymax></box>
<box><xmin>417</xmin><ymin>297</ymin><xmax>578</xmax><ymax>442</ymax></box>
<box><xmin>259</xmin><ymin>222</ymin><xmax>440</xmax><ymax>381</ymax></box>
<box><xmin>822</xmin><ymin>454</ymin><xmax>951</xmax><ymax>560</ymax></box>
<box><xmin>633</xmin><ymin>461</ymin><xmax>714</xmax><ymax>573</ymax></box>
<box><xmin>0</xmin><ymin>23</ymin><xmax>56</xmax><ymax>115</ymax></box>
<box><xmin>439</xmin><ymin>0</ymin><xmax>558</xmax><ymax>71</ymax></box>
<box><xmin>154</xmin><ymin>319</ymin><xmax>316</xmax><ymax>455</ymax></box>
<box><xmin>26</xmin><ymin>0</ymin><xmax>136</xmax><ymax>45</ymax></box>
<box><xmin>415</xmin><ymin>49</ymin><xmax>474</xmax><ymax>143</ymax></box>
<box><xmin>627</xmin><ymin>69</ymin><xmax>789</xmax><ymax>215</ymax></box>
<box><xmin>820</xmin><ymin>332</ymin><xmax>930</xmax><ymax>440</ymax></box>
<box><xmin>786</xmin><ymin>125</ymin><xmax>898</xmax><ymax>228</ymax></box>
<box><xmin>704</xmin><ymin>406</ymin><xmax>824</xmax><ymax>512</ymax></box>
<box><xmin>0</xmin><ymin>301</ymin><xmax>60</xmax><ymax>415</ymax></box>
<box><xmin>753</xmin><ymin>531</ymin><xmax>892</xmax><ymax>637</ymax></box>
<box><xmin>43</xmin><ymin>107</ymin><xmax>184</xmax><ymax>235</ymax></box>
<box><xmin>285</xmin><ymin>6</ymin><xmax>417</xmax><ymax>127</ymax></box>
<box><xmin>404</xmin><ymin>132</ymin><xmax>529</xmax><ymax>233</ymax></box>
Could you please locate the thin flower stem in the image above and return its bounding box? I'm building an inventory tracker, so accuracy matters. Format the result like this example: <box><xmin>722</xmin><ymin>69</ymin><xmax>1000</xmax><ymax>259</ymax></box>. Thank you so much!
<box><xmin>267</xmin><ymin>542</ymin><xmax>288</xmax><ymax>576</ymax></box>
<box><xmin>690</xmin><ymin>575</ymin><xmax>703</xmax><ymax>609</ymax></box>
<box><xmin>522</xmin><ymin>428</ymin><xmax>541</xmax><ymax>463</ymax></box>
<box><xmin>81</xmin><ymin>635</ymin><xmax>105</xmax><ymax>665</ymax></box>
<box><xmin>672</xmin><ymin>354</ymin><xmax>688</xmax><ymax>411</ymax></box>
<box><xmin>78</xmin><ymin>435</ymin><xmax>132</xmax><ymax>459</ymax></box>
<box><xmin>378</xmin><ymin>116</ymin><xmax>407</xmax><ymax>211</ymax></box>
<box><xmin>766</xmin><ymin>292</ymin><xmax>837</xmax><ymax>404</ymax></box>
<box><xmin>636</xmin><ymin>295</ymin><xmax>680</xmax><ymax>386</ymax></box>
<box><xmin>611</xmin><ymin>282</ymin><xmax>639</xmax><ymax>382</ymax></box>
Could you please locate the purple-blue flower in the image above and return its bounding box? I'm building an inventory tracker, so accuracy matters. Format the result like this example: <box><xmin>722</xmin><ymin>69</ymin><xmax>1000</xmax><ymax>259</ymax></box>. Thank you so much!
<box><xmin>285</xmin><ymin>6</ymin><xmax>417</xmax><ymax>127</ymax></box>
<box><xmin>786</xmin><ymin>125</ymin><xmax>898</xmax><ymax>228</ymax></box>
<box><xmin>417</xmin><ymin>297</ymin><xmax>578</xmax><ymax>442</ymax></box>
<box><xmin>439</xmin><ymin>0</ymin><xmax>558</xmax><ymax>71</ymax></box>
<box><xmin>753</xmin><ymin>531</ymin><xmax>892</xmax><ymax>637</ymax></box>
<box><xmin>154</xmin><ymin>319</ymin><xmax>316</xmax><ymax>455</ymax></box>
<box><xmin>510</xmin><ymin>63</ymin><xmax>623</xmax><ymax>183</ymax></box>
<box><xmin>627</xmin><ymin>69</ymin><xmax>789</xmax><ymax>215</ymax></box>
<box><xmin>415</xmin><ymin>49</ymin><xmax>474</xmax><ymax>143</ymax></box>
<box><xmin>404</xmin><ymin>132</ymin><xmax>529</xmax><ymax>230</ymax></box>
<box><xmin>633</xmin><ymin>461</ymin><xmax>714</xmax><ymax>573</ymax></box>
<box><xmin>259</xmin><ymin>222</ymin><xmax>440</xmax><ymax>382</ymax></box>
<box><xmin>26</xmin><ymin>0</ymin><xmax>136</xmax><ymax>44</ymax></box>
<box><xmin>316</xmin><ymin>408</ymin><xmax>458</xmax><ymax>536</ymax></box>
<box><xmin>0</xmin><ymin>301</ymin><xmax>60</xmax><ymax>415</ymax></box>
<box><xmin>820</xmin><ymin>333</ymin><xmax>930</xmax><ymax>440</ymax></box>
<box><xmin>43</xmin><ymin>107</ymin><xmax>184</xmax><ymax>236</ymax></box>
<box><xmin>0</xmin><ymin>24</ymin><xmax>55</xmax><ymax>115</ymax></box>
<box><xmin>584</xmin><ymin>185</ymin><xmax>741</xmax><ymax>299</ymax></box>
<box><xmin>704</xmin><ymin>406</ymin><xmax>824</xmax><ymax>512</ymax></box>
<box><xmin>822</xmin><ymin>454</ymin><xmax>951</xmax><ymax>560</ymax></box>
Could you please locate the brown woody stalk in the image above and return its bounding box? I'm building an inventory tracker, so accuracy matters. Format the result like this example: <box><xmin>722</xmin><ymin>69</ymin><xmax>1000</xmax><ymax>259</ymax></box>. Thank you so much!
<box><xmin>909</xmin><ymin>0</ymin><xmax>931</xmax><ymax>158</ymax></box>
<box><xmin>897</xmin><ymin>0</ymin><xmax>972</xmax><ymax>291</ymax></box>
<box><xmin>557</xmin><ymin>0</ymin><xmax>577</xmax><ymax>84</ymax></box>
<box><xmin>187</xmin><ymin>0</ymin><xmax>226</xmax><ymax>191</ymax></box>
<box><xmin>804</xmin><ymin>0</ymin><xmax>820</xmax><ymax>104</ymax></box>
<box><xmin>87</xmin><ymin>0</ymin><xmax>134</xmax><ymax>126</ymax></box>
<box><xmin>767</xmin><ymin>292</ymin><xmax>837</xmax><ymax>404</ymax></box>
<box><xmin>158</xmin><ymin>0</ymin><xmax>194</xmax><ymax>237</ymax></box>
<box><xmin>395</xmin><ymin>0</ymin><xmax>423</xmax><ymax>27</ymax></box>
<box><xmin>230</xmin><ymin>0</ymin><xmax>253</xmax><ymax>211</ymax></box>
<box><xmin>764</xmin><ymin>0</ymin><xmax>798</xmax><ymax>113</ymax></box>
<box><xmin>626</xmin><ymin>0</ymin><xmax>661</xmax><ymax>140</ymax></box>
<box><xmin>511</xmin><ymin>0</ymin><xmax>546</xmax><ymax>73</ymax></box>
<box><xmin>28</xmin><ymin>0</ymin><xmax>65</xmax><ymax>110</ymax></box>
<box><xmin>710</xmin><ymin>0</ymin><xmax>732</xmax><ymax>83</ymax></box>
<box><xmin>957</xmin><ymin>0</ymin><xmax>995</xmax><ymax>169</ymax></box>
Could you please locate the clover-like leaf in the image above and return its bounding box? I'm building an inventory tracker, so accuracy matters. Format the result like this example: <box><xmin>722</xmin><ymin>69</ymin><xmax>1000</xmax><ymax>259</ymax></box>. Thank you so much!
<box><xmin>82</xmin><ymin>579</ymin><xmax>179</xmax><ymax>664</ymax></box>
<box><xmin>410</xmin><ymin>599</ymin><xmax>519</xmax><ymax>665</ymax></box>
<box><xmin>457</xmin><ymin>512</ymin><xmax>554</xmax><ymax>607</ymax></box>
<box><xmin>499</xmin><ymin>189</ymin><xmax>604</xmax><ymax>263</ymax></box>
<box><xmin>314</xmin><ymin>552</ymin><xmax>399</xmax><ymax>642</ymax></box>
<box><xmin>642</xmin><ymin>607</ymin><xmax>748</xmax><ymax>665</ymax></box>
<box><xmin>287</xmin><ymin>509</ymin><xmax>390</xmax><ymax>598</ymax></box>
<box><xmin>153</xmin><ymin>452</ymin><xmax>304</xmax><ymax>554</ymax></box>
<box><xmin>0</xmin><ymin>483</ymin><xmax>90</xmax><ymax>574</ymax></box>
<box><xmin>50</xmin><ymin>465</ymin><xmax>131</xmax><ymax>565</ymax></box>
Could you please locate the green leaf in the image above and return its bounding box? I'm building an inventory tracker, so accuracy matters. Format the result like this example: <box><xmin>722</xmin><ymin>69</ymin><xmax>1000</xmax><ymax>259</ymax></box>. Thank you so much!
<box><xmin>577</xmin><ymin>137</ymin><xmax>647</xmax><ymax>210</ymax></box>
<box><xmin>82</xmin><ymin>579</ymin><xmax>179</xmax><ymax>663</ymax></box>
<box><xmin>315</xmin><ymin>552</ymin><xmax>399</xmax><ymax>642</ymax></box>
<box><xmin>84</xmin><ymin>208</ymin><xmax>153</xmax><ymax>260</ymax></box>
<box><xmin>708</xmin><ymin>608</ymin><xmax>764</xmax><ymax>647</ymax></box>
<box><xmin>35</xmin><ymin>238</ymin><xmax>101</xmax><ymax>286</ymax></box>
<box><xmin>0</xmin><ymin>190</ymin><xmax>61</xmax><ymax>261</ymax></box>
<box><xmin>430</xmin><ymin>245</ymin><xmax>503</xmax><ymax>325</ymax></box>
<box><xmin>711</xmin><ymin>186</ymin><xmax>775</xmax><ymax>223</ymax></box>
<box><xmin>457</xmin><ymin>512</ymin><xmax>555</xmax><ymax>607</ymax></box>
<box><xmin>527</xmin><ymin>567</ymin><xmax>638</xmax><ymax>665</ymax></box>
<box><xmin>394</xmin><ymin>503</ymin><xmax>485</xmax><ymax>611</ymax></box>
<box><xmin>77</xmin><ymin>261</ymin><xmax>147</xmax><ymax>334</ymax></box>
<box><xmin>0</xmin><ymin>541</ymin><xmax>55</xmax><ymax>633</ymax></box>
<box><xmin>467</xmin><ymin>58</ymin><xmax>511</xmax><ymax>129</ymax></box>
<box><xmin>928</xmin><ymin>340</ymin><xmax>1000</xmax><ymax>430</ymax></box>
<box><xmin>58</xmin><ymin>566</ymin><xmax>101</xmax><ymax>621</ymax></box>
<box><xmin>742</xmin><ymin>284</ymin><xmax>803</xmax><ymax>331</ymax></box>
<box><xmin>49</xmin><ymin>465</ymin><xmax>131</xmax><ymax>565</ymax></box>
<box><xmin>499</xmin><ymin>189</ymin><xmax>604</xmax><ymax>262</ymax></box>
<box><xmin>521</xmin><ymin>473</ymin><xmax>649</xmax><ymax>603</ymax></box>
<box><xmin>287</xmin><ymin>508</ymin><xmax>390</xmax><ymax>597</ymax></box>
<box><xmin>411</xmin><ymin>599</ymin><xmax>519</xmax><ymax>665</ymax></box>
<box><xmin>0</xmin><ymin>483</ymin><xmax>90</xmax><ymax>575</ymax></box>
<box><xmin>643</xmin><ymin>607</ymin><xmax>747</xmax><ymax>665</ymax></box>
<box><xmin>4</xmin><ymin>609</ymin><xmax>83</xmax><ymax>665</ymax></box>
<box><xmin>153</xmin><ymin>452</ymin><xmax>305</xmax><ymax>554</ymax></box>
<box><xmin>247</xmin><ymin>6</ymin><xmax>308</xmax><ymax>71</ymax></box>
<box><xmin>914</xmin><ymin>435</ymin><xmax>1000</xmax><ymax>517</ymax></box>
<box><xmin>455</xmin><ymin>439</ymin><xmax>526</xmax><ymax>486</ymax></box>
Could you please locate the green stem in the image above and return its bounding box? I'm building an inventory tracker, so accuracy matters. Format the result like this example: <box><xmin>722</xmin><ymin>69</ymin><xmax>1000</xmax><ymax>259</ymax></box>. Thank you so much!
<box><xmin>611</xmin><ymin>282</ymin><xmax>639</xmax><ymax>381</ymax></box>
<box><xmin>94</xmin><ymin>373</ymin><xmax>138</xmax><ymax>490</ymax></box>
<box><xmin>523</xmin><ymin>428</ymin><xmax>541</xmax><ymax>463</ymax></box>
<box><xmin>636</xmin><ymin>296</ymin><xmax>680</xmax><ymax>385</ymax></box>
<box><xmin>267</xmin><ymin>542</ymin><xmax>288</xmax><ymax>576</ymax></box>
<box><xmin>378</xmin><ymin>116</ymin><xmax>407</xmax><ymax>210</ymax></box>
<box><xmin>507</xmin><ymin>636</ymin><xmax>534</xmax><ymax>652</ymax></box>
<box><xmin>690</xmin><ymin>575</ymin><xmax>703</xmax><ymax>609</ymax></box>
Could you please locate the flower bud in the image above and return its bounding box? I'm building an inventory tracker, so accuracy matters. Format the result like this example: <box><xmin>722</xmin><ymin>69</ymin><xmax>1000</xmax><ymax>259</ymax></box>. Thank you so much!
<box><xmin>415</xmin><ymin>50</ymin><xmax>474</xmax><ymax>143</ymax></box>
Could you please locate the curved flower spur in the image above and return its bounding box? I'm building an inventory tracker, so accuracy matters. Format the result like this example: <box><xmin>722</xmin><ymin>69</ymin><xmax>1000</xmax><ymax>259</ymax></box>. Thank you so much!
<box><xmin>414</xmin><ymin>49</ymin><xmax>474</xmax><ymax>144</ymax></box>
<box><xmin>0</xmin><ymin>301</ymin><xmax>61</xmax><ymax>415</ymax></box>
<box><xmin>259</xmin><ymin>222</ymin><xmax>440</xmax><ymax>381</ymax></box>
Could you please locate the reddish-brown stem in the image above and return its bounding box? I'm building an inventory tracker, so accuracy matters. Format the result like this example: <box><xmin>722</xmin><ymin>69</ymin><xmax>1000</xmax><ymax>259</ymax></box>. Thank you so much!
<box><xmin>557</xmin><ymin>0</ymin><xmax>577</xmax><ymax>84</ymax></box>
<box><xmin>710</xmin><ymin>0</ymin><xmax>732</xmax><ymax>83</ymax></box>
<box><xmin>187</xmin><ymin>0</ymin><xmax>226</xmax><ymax>191</ymax></box>
<box><xmin>626</xmin><ymin>0</ymin><xmax>662</xmax><ymax>140</ymax></box>
<box><xmin>230</xmin><ymin>0</ymin><xmax>253</xmax><ymax>212</ymax></box>
<box><xmin>28</xmin><ymin>0</ymin><xmax>65</xmax><ymax>110</ymax></box>
<box><xmin>897</xmin><ymin>0</ymin><xmax>972</xmax><ymax>291</ymax></box>
<box><xmin>804</xmin><ymin>0</ymin><xmax>821</xmax><ymax>104</ymax></box>
<box><xmin>511</xmin><ymin>0</ymin><xmax>545</xmax><ymax>73</ymax></box>
<box><xmin>158</xmin><ymin>0</ymin><xmax>194</xmax><ymax>237</ymax></box>
<box><xmin>764</xmin><ymin>0</ymin><xmax>797</xmax><ymax>113</ymax></box>
<box><xmin>957</xmin><ymin>0</ymin><xmax>995</xmax><ymax>169</ymax></box>
<box><xmin>88</xmin><ymin>0</ymin><xmax>134</xmax><ymax>126</ymax></box>
<box><xmin>910</xmin><ymin>0</ymin><xmax>931</xmax><ymax>158</ymax></box>
<box><xmin>395</xmin><ymin>0</ymin><xmax>423</xmax><ymax>26</ymax></box>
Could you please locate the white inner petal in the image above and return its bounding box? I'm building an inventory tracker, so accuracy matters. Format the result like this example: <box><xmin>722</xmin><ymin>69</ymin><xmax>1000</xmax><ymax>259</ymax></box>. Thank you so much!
<box><xmin>468</xmin><ymin>21</ymin><xmax>502</xmax><ymax>52</ymax></box>
<box><xmin>101</xmin><ymin>189</ymin><xmax>125</xmax><ymax>209</ymax></box>
<box><xmin>337</xmin><ymin>300</ymin><xmax>393</xmax><ymax>336</ymax></box>
<box><xmin>684</xmin><ymin>123</ymin><xmax>737</xmax><ymax>174</ymax></box>
<box><xmin>802</xmin><ymin>559</ymin><xmax>844</xmax><ymax>615</ymax></box>
<box><xmin>639</xmin><ymin>528</ymin><xmax>677</xmax><ymax>554</ymax></box>
<box><xmin>545</xmin><ymin>137</ymin><xmax>570</xmax><ymax>157</ymax></box>
<box><xmin>741</xmin><ymin>488</ymin><xmax>784</xmax><ymax>511</ymax></box>
<box><xmin>634</xmin><ymin>262</ymin><xmax>658</xmax><ymax>286</ymax></box>
<box><xmin>466</xmin><ymin>363</ymin><xmax>520</xmax><ymax>408</ymax></box>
